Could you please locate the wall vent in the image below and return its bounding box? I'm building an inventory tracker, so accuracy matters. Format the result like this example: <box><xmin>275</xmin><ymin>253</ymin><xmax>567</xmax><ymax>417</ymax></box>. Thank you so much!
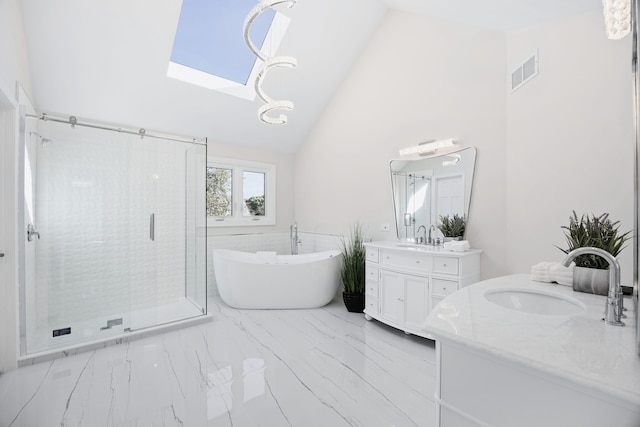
<box><xmin>511</xmin><ymin>52</ymin><xmax>538</xmax><ymax>92</ymax></box>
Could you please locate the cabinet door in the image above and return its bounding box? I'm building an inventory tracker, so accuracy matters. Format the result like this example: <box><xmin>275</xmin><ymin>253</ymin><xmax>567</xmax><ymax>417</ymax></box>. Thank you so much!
<box><xmin>380</xmin><ymin>270</ymin><xmax>404</xmax><ymax>325</ymax></box>
<box><xmin>380</xmin><ymin>270</ymin><xmax>429</xmax><ymax>332</ymax></box>
<box><xmin>404</xmin><ymin>275</ymin><xmax>429</xmax><ymax>330</ymax></box>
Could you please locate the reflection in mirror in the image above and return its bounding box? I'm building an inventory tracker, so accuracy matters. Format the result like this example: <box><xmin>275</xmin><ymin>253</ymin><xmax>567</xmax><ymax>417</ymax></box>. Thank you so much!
<box><xmin>390</xmin><ymin>146</ymin><xmax>477</xmax><ymax>242</ymax></box>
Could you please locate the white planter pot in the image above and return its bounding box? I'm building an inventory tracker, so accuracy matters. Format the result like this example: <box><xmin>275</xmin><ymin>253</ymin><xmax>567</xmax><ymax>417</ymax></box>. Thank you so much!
<box><xmin>572</xmin><ymin>266</ymin><xmax>609</xmax><ymax>296</ymax></box>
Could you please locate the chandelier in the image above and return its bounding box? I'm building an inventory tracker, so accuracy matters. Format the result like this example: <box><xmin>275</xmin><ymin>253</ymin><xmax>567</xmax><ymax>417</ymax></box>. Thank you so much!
<box><xmin>603</xmin><ymin>0</ymin><xmax>631</xmax><ymax>39</ymax></box>
<box><xmin>243</xmin><ymin>0</ymin><xmax>297</xmax><ymax>125</ymax></box>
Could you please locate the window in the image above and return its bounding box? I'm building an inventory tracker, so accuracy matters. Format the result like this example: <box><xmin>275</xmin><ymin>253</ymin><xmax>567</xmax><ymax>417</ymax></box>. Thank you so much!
<box><xmin>207</xmin><ymin>158</ymin><xmax>275</xmax><ymax>226</ymax></box>
<box><xmin>168</xmin><ymin>0</ymin><xmax>291</xmax><ymax>100</ymax></box>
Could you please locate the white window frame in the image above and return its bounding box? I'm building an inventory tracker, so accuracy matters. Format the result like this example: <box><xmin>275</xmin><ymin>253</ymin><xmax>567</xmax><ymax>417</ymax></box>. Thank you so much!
<box><xmin>206</xmin><ymin>157</ymin><xmax>276</xmax><ymax>227</ymax></box>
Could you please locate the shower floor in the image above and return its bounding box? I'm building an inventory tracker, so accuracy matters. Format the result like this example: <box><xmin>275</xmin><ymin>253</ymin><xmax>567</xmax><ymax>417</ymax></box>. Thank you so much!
<box><xmin>24</xmin><ymin>297</ymin><xmax>205</xmax><ymax>356</ymax></box>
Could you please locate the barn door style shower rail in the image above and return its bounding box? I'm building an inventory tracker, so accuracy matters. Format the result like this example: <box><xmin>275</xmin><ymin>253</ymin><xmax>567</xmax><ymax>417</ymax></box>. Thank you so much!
<box><xmin>26</xmin><ymin>113</ymin><xmax>207</xmax><ymax>146</ymax></box>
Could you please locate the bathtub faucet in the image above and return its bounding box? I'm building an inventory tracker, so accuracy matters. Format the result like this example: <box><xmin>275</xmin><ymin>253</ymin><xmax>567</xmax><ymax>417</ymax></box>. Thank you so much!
<box><xmin>290</xmin><ymin>222</ymin><xmax>302</xmax><ymax>255</ymax></box>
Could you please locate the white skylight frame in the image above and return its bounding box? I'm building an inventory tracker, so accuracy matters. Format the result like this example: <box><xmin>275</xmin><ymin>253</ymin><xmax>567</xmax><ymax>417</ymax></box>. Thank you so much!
<box><xmin>167</xmin><ymin>12</ymin><xmax>292</xmax><ymax>101</ymax></box>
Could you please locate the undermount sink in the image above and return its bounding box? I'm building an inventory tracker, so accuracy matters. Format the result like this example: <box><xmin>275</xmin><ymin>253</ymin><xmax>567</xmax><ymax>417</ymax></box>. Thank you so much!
<box><xmin>484</xmin><ymin>289</ymin><xmax>586</xmax><ymax>316</ymax></box>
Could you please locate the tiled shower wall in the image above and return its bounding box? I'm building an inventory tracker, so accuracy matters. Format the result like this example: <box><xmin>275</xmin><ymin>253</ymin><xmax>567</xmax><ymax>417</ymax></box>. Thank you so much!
<box><xmin>206</xmin><ymin>232</ymin><xmax>343</xmax><ymax>295</ymax></box>
<box><xmin>32</xmin><ymin>124</ymin><xmax>201</xmax><ymax>337</ymax></box>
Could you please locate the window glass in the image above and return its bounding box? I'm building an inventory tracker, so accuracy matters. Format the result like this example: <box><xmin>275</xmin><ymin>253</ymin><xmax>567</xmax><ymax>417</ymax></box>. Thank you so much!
<box><xmin>170</xmin><ymin>0</ymin><xmax>275</xmax><ymax>85</ymax></box>
<box><xmin>206</xmin><ymin>158</ymin><xmax>275</xmax><ymax>226</ymax></box>
<box><xmin>243</xmin><ymin>171</ymin><xmax>265</xmax><ymax>217</ymax></box>
<box><xmin>206</xmin><ymin>167</ymin><xmax>233</xmax><ymax>217</ymax></box>
<box><xmin>167</xmin><ymin>0</ymin><xmax>290</xmax><ymax>101</ymax></box>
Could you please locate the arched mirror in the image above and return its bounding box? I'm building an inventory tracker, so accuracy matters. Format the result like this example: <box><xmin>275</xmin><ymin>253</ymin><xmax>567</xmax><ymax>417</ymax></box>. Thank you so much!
<box><xmin>390</xmin><ymin>146</ymin><xmax>477</xmax><ymax>241</ymax></box>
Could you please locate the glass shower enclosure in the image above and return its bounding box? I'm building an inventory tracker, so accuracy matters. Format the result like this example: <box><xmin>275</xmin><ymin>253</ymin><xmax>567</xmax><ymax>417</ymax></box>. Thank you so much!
<box><xmin>391</xmin><ymin>170</ymin><xmax>432</xmax><ymax>241</ymax></box>
<box><xmin>20</xmin><ymin>114</ymin><xmax>207</xmax><ymax>356</ymax></box>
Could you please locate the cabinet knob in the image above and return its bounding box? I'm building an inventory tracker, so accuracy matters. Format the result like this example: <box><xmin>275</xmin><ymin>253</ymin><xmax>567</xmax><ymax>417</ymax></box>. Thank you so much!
<box><xmin>443</xmin><ymin>263</ymin><xmax>447</xmax><ymax>267</ymax></box>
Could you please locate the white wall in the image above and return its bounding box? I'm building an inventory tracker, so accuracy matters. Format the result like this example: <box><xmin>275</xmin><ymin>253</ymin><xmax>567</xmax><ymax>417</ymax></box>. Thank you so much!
<box><xmin>295</xmin><ymin>9</ymin><xmax>634</xmax><ymax>283</ymax></box>
<box><xmin>294</xmin><ymin>11</ymin><xmax>508</xmax><ymax>279</ymax></box>
<box><xmin>506</xmin><ymin>10</ymin><xmax>634</xmax><ymax>284</ymax></box>
<box><xmin>0</xmin><ymin>0</ymin><xmax>31</xmax><ymax>97</ymax></box>
<box><xmin>0</xmin><ymin>0</ymin><xmax>32</xmax><ymax>372</ymax></box>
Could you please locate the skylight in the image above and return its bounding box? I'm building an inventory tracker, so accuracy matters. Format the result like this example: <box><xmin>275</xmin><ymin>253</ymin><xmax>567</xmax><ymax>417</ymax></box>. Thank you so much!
<box><xmin>168</xmin><ymin>0</ymin><xmax>290</xmax><ymax>101</ymax></box>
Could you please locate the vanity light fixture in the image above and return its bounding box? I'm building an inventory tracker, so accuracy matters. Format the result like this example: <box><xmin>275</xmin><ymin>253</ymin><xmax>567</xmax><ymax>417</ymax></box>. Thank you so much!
<box><xmin>243</xmin><ymin>0</ymin><xmax>297</xmax><ymax>125</ymax></box>
<box><xmin>398</xmin><ymin>138</ymin><xmax>456</xmax><ymax>157</ymax></box>
<box><xmin>442</xmin><ymin>153</ymin><xmax>461</xmax><ymax>167</ymax></box>
<box><xmin>603</xmin><ymin>0</ymin><xmax>631</xmax><ymax>39</ymax></box>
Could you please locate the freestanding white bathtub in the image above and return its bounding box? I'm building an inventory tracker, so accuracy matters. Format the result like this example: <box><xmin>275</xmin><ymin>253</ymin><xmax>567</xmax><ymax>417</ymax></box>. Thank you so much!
<box><xmin>212</xmin><ymin>249</ymin><xmax>342</xmax><ymax>309</ymax></box>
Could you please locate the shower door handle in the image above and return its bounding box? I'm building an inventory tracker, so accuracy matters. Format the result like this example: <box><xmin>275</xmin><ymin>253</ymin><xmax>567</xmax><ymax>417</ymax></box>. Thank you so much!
<box><xmin>27</xmin><ymin>224</ymin><xmax>40</xmax><ymax>242</ymax></box>
<box><xmin>149</xmin><ymin>213</ymin><xmax>155</xmax><ymax>241</ymax></box>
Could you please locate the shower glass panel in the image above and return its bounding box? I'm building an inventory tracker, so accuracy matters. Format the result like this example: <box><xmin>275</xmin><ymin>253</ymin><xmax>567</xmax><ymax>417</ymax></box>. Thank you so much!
<box><xmin>392</xmin><ymin>171</ymin><xmax>432</xmax><ymax>241</ymax></box>
<box><xmin>22</xmin><ymin>116</ymin><xmax>207</xmax><ymax>355</ymax></box>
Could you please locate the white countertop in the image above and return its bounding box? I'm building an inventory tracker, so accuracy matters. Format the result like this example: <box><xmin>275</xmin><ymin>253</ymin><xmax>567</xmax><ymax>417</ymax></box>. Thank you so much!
<box><xmin>423</xmin><ymin>274</ymin><xmax>640</xmax><ymax>407</ymax></box>
<box><xmin>364</xmin><ymin>240</ymin><xmax>482</xmax><ymax>255</ymax></box>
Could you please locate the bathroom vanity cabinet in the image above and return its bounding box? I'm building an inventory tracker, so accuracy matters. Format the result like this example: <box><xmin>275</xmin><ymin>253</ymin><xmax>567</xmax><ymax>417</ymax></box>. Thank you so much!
<box><xmin>363</xmin><ymin>241</ymin><xmax>481</xmax><ymax>338</ymax></box>
<box><xmin>423</xmin><ymin>274</ymin><xmax>640</xmax><ymax>427</ymax></box>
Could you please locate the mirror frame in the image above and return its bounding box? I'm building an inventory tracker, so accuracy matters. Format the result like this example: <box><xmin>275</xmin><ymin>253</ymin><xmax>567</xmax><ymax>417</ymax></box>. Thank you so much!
<box><xmin>389</xmin><ymin>146</ymin><xmax>477</xmax><ymax>242</ymax></box>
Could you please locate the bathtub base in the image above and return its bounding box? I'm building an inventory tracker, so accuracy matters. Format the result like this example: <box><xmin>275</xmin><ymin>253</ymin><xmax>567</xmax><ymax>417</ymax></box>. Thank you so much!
<box><xmin>213</xmin><ymin>249</ymin><xmax>342</xmax><ymax>310</ymax></box>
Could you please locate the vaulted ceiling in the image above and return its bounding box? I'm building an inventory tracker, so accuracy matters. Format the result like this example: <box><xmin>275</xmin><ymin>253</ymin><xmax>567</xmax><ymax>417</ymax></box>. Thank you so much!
<box><xmin>19</xmin><ymin>0</ymin><xmax>601</xmax><ymax>152</ymax></box>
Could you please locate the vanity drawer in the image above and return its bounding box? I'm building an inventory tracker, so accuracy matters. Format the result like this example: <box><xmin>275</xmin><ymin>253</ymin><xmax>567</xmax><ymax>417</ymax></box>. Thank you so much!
<box><xmin>366</xmin><ymin>247</ymin><xmax>379</xmax><ymax>263</ymax></box>
<box><xmin>366</xmin><ymin>280</ymin><xmax>379</xmax><ymax>297</ymax></box>
<box><xmin>366</xmin><ymin>263</ymin><xmax>379</xmax><ymax>282</ymax></box>
<box><xmin>431</xmin><ymin>278</ymin><xmax>458</xmax><ymax>297</ymax></box>
<box><xmin>380</xmin><ymin>250</ymin><xmax>429</xmax><ymax>271</ymax></box>
<box><xmin>433</xmin><ymin>257</ymin><xmax>459</xmax><ymax>275</ymax></box>
<box><xmin>365</xmin><ymin>296</ymin><xmax>379</xmax><ymax>314</ymax></box>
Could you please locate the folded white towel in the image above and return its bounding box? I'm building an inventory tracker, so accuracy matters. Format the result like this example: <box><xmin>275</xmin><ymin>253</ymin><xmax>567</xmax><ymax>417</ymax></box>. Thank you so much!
<box><xmin>530</xmin><ymin>261</ymin><xmax>574</xmax><ymax>286</ymax></box>
<box><xmin>443</xmin><ymin>240</ymin><xmax>471</xmax><ymax>252</ymax></box>
<box><xmin>549</xmin><ymin>263</ymin><xmax>574</xmax><ymax>287</ymax></box>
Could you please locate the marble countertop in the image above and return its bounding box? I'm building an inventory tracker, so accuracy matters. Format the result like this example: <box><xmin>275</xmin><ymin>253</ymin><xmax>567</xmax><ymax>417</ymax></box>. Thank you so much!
<box><xmin>423</xmin><ymin>274</ymin><xmax>640</xmax><ymax>407</ymax></box>
<box><xmin>364</xmin><ymin>240</ymin><xmax>482</xmax><ymax>255</ymax></box>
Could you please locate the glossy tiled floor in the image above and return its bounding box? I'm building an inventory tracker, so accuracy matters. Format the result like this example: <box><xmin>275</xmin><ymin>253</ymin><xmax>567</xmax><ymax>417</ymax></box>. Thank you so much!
<box><xmin>0</xmin><ymin>295</ymin><xmax>437</xmax><ymax>427</ymax></box>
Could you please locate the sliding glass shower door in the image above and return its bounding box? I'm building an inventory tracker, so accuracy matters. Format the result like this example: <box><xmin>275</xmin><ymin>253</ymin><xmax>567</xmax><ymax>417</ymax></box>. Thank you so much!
<box><xmin>22</xmin><ymin>116</ymin><xmax>207</xmax><ymax>355</ymax></box>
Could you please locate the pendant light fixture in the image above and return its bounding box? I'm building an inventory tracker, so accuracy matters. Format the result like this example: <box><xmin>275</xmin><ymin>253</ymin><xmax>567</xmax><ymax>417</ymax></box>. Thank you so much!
<box><xmin>603</xmin><ymin>0</ymin><xmax>631</xmax><ymax>39</ymax></box>
<box><xmin>243</xmin><ymin>0</ymin><xmax>297</xmax><ymax>125</ymax></box>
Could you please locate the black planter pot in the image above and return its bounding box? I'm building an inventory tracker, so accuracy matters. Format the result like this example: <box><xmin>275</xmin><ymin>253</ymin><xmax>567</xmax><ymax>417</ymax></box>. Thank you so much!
<box><xmin>342</xmin><ymin>292</ymin><xmax>365</xmax><ymax>313</ymax></box>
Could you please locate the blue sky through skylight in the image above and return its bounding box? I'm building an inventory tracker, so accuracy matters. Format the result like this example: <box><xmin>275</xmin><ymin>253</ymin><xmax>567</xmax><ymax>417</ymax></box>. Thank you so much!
<box><xmin>171</xmin><ymin>0</ymin><xmax>275</xmax><ymax>85</ymax></box>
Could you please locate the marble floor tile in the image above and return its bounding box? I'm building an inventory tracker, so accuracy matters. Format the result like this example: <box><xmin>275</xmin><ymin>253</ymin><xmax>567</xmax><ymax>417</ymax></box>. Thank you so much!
<box><xmin>0</xmin><ymin>296</ymin><xmax>437</xmax><ymax>427</ymax></box>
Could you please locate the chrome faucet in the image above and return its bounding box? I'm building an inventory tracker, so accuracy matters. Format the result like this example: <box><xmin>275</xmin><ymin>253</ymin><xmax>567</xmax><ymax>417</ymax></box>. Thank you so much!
<box><xmin>416</xmin><ymin>225</ymin><xmax>427</xmax><ymax>244</ymax></box>
<box><xmin>428</xmin><ymin>224</ymin><xmax>437</xmax><ymax>245</ymax></box>
<box><xmin>290</xmin><ymin>222</ymin><xmax>301</xmax><ymax>255</ymax></box>
<box><xmin>561</xmin><ymin>247</ymin><xmax>624</xmax><ymax>326</ymax></box>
